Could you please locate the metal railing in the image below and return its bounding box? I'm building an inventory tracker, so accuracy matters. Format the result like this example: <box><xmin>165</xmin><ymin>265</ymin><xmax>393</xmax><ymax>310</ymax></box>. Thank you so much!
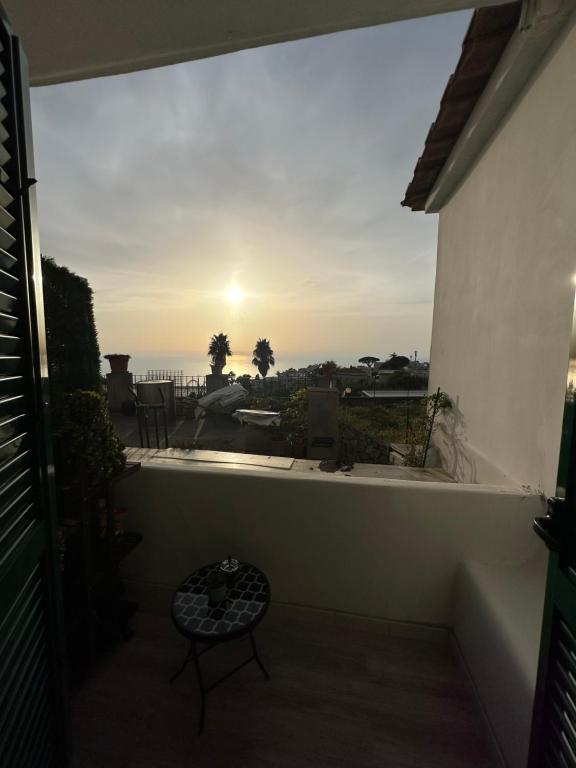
<box><xmin>127</xmin><ymin>370</ymin><xmax>320</xmax><ymax>398</ymax></box>
<box><xmin>133</xmin><ymin>370</ymin><xmax>207</xmax><ymax>398</ymax></box>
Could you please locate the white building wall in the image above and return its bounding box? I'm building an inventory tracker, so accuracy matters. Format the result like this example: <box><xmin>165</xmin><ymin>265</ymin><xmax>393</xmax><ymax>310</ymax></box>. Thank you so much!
<box><xmin>429</xmin><ymin>15</ymin><xmax>576</xmax><ymax>496</ymax></box>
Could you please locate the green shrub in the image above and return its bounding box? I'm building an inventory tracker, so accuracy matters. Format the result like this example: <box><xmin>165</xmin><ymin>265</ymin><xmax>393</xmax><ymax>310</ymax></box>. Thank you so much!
<box><xmin>42</xmin><ymin>256</ymin><xmax>101</xmax><ymax>403</ymax></box>
<box><xmin>338</xmin><ymin>404</ymin><xmax>420</xmax><ymax>444</ymax></box>
<box><xmin>56</xmin><ymin>390</ymin><xmax>125</xmax><ymax>487</ymax></box>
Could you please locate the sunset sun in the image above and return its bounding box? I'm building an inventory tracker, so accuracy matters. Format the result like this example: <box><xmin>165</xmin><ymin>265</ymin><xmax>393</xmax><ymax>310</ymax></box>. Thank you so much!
<box><xmin>226</xmin><ymin>285</ymin><xmax>244</xmax><ymax>305</ymax></box>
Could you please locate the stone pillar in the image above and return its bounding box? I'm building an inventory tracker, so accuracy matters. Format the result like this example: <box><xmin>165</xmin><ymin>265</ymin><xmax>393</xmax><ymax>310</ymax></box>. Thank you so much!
<box><xmin>106</xmin><ymin>372</ymin><xmax>133</xmax><ymax>413</ymax></box>
<box><xmin>206</xmin><ymin>373</ymin><xmax>228</xmax><ymax>393</ymax></box>
<box><xmin>307</xmin><ymin>387</ymin><xmax>340</xmax><ymax>461</ymax></box>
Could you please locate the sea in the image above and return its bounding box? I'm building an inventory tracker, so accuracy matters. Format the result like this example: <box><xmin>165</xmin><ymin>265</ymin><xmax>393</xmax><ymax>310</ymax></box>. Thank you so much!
<box><xmin>110</xmin><ymin>353</ymin><xmax>362</xmax><ymax>378</ymax></box>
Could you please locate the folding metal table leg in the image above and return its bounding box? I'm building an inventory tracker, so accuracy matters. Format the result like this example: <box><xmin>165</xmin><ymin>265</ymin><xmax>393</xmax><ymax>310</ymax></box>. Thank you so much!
<box><xmin>169</xmin><ymin>641</ymin><xmax>195</xmax><ymax>684</ymax></box>
<box><xmin>249</xmin><ymin>629</ymin><xmax>270</xmax><ymax>680</ymax></box>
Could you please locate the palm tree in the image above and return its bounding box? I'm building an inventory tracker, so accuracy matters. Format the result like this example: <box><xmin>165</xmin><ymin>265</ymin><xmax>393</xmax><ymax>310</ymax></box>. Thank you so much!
<box><xmin>320</xmin><ymin>360</ymin><xmax>338</xmax><ymax>388</ymax></box>
<box><xmin>252</xmin><ymin>338</ymin><xmax>275</xmax><ymax>378</ymax></box>
<box><xmin>208</xmin><ymin>333</ymin><xmax>232</xmax><ymax>372</ymax></box>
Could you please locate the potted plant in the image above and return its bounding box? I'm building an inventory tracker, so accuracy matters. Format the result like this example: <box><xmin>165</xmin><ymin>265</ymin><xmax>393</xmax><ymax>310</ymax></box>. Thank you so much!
<box><xmin>104</xmin><ymin>353</ymin><xmax>131</xmax><ymax>374</ymax></box>
<box><xmin>290</xmin><ymin>430</ymin><xmax>307</xmax><ymax>459</ymax></box>
<box><xmin>208</xmin><ymin>333</ymin><xmax>232</xmax><ymax>374</ymax></box>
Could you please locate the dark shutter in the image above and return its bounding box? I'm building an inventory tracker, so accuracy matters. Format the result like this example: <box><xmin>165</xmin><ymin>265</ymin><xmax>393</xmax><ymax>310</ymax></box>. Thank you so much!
<box><xmin>0</xmin><ymin>14</ymin><xmax>68</xmax><ymax>768</ymax></box>
<box><xmin>531</xmin><ymin>560</ymin><xmax>576</xmax><ymax>768</ymax></box>
<box><xmin>530</xmin><ymin>277</ymin><xmax>576</xmax><ymax>766</ymax></box>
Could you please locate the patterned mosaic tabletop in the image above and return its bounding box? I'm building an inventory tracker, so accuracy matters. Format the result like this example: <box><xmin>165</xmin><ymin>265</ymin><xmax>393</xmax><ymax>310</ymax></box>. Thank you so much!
<box><xmin>172</xmin><ymin>562</ymin><xmax>270</xmax><ymax>641</ymax></box>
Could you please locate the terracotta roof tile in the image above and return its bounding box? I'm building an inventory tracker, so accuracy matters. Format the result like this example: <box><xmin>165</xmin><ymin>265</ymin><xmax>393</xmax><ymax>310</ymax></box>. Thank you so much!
<box><xmin>402</xmin><ymin>2</ymin><xmax>522</xmax><ymax>211</ymax></box>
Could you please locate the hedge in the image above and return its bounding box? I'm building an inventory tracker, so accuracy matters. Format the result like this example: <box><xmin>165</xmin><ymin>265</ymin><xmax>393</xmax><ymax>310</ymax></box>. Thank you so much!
<box><xmin>41</xmin><ymin>255</ymin><xmax>101</xmax><ymax>404</ymax></box>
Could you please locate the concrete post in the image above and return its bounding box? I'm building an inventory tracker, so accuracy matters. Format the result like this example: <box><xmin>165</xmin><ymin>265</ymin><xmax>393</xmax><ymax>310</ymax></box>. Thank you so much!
<box><xmin>106</xmin><ymin>372</ymin><xmax>133</xmax><ymax>413</ymax></box>
<box><xmin>307</xmin><ymin>387</ymin><xmax>340</xmax><ymax>461</ymax></box>
<box><xmin>206</xmin><ymin>373</ymin><xmax>229</xmax><ymax>393</ymax></box>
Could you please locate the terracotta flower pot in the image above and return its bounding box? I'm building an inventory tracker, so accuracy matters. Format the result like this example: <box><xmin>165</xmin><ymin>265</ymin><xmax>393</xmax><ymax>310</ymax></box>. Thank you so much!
<box><xmin>105</xmin><ymin>354</ymin><xmax>131</xmax><ymax>374</ymax></box>
<box><xmin>291</xmin><ymin>437</ymin><xmax>307</xmax><ymax>459</ymax></box>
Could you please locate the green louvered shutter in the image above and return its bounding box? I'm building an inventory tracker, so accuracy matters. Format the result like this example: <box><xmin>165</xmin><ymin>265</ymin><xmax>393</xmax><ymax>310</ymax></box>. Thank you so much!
<box><xmin>530</xmin><ymin>296</ymin><xmax>576</xmax><ymax>768</ymax></box>
<box><xmin>0</xmin><ymin>13</ymin><xmax>68</xmax><ymax>768</ymax></box>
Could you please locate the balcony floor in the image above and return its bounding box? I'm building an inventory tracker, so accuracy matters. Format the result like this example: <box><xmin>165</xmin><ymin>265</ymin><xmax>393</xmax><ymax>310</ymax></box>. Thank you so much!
<box><xmin>72</xmin><ymin>610</ymin><xmax>495</xmax><ymax>768</ymax></box>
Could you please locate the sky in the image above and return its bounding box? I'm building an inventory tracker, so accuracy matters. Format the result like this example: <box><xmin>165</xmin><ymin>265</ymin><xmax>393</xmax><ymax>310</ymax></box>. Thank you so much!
<box><xmin>30</xmin><ymin>11</ymin><xmax>470</xmax><ymax>376</ymax></box>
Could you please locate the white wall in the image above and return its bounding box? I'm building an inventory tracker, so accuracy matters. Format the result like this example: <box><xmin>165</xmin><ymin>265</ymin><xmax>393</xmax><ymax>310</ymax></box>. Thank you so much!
<box><xmin>116</xmin><ymin>463</ymin><xmax>542</xmax><ymax>625</ymax></box>
<box><xmin>429</xmin><ymin>15</ymin><xmax>576</xmax><ymax>496</ymax></box>
<box><xmin>453</xmin><ymin>556</ymin><xmax>548</xmax><ymax>768</ymax></box>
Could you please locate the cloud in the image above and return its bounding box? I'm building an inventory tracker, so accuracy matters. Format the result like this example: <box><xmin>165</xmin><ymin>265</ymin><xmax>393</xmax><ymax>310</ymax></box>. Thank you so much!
<box><xmin>31</xmin><ymin>11</ymin><xmax>470</xmax><ymax>369</ymax></box>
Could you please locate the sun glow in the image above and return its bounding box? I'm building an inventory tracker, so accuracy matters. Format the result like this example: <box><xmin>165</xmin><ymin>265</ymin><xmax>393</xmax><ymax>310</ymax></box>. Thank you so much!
<box><xmin>226</xmin><ymin>285</ymin><xmax>244</xmax><ymax>304</ymax></box>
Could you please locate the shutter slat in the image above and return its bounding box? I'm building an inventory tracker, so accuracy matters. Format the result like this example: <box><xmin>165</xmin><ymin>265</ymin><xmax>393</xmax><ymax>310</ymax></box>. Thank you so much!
<box><xmin>0</xmin><ymin>183</ymin><xmax>13</xmax><ymax>210</ymax></box>
<box><xmin>22</xmin><ymin>710</ymin><xmax>53</xmax><ymax>768</ymax></box>
<box><xmin>0</xmin><ymin>563</ymin><xmax>55</xmax><ymax>767</ymax></box>
<box><xmin>0</xmin><ymin>142</ymin><xmax>9</xmax><ymax>167</ymax></box>
<box><xmin>0</xmin><ymin>392</ymin><xmax>25</xmax><ymax>415</ymax></box>
<box><xmin>0</xmin><ymin>204</ymin><xmax>14</xmax><ymax>231</ymax></box>
<box><xmin>0</xmin><ymin>465</ymin><xmax>31</xmax><ymax>506</ymax></box>
<box><xmin>0</xmin><ymin>412</ymin><xmax>26</xmax><ymax>440</ymax></box>
<box><xmin>549</xmin><ymin>719</ymin><xmax>576</xmax><ymax>768</ymax></box>
<box><xmin>0</xmin><ymin>334</ymin><xmax>20</xmax><ymax>355</ymax></box>
<box><xmin>558</xmin><ymin>640</ymin><xmax>576</xmax><ymax>681</ymax></box>
<box><xmin>0</xmin><ymin>246</ymin><xmax>16</xmax><ymax>271</ymax></box>
<box><xmin>0</xmin><ymin>267</ymin><xmax>19</xmax><ymax>290</ymax></box>
<box><xmin>0</xmin><ymin>225</ymin><xmax>15</xmax><ymax>251</ymax></box>
<box><xmin>0</xmin><ymin>499</ymin><xmax>35</xmax><ymax>562</ymax></box>
<box><xmin>0</xmin><ymin>565</ymin><xmax>41</xmax><ymax>648</ymax></box>
<box><xmin>0</xmin><ymin>310</ymin><xmax>18</xmax><ymax>332</ymax></box>
<box><xmin>551</xmin><ymin>699</ymin><xmax>576</xmax><ymax>760</ymax></box>
<box><xmin>0</xmin><ymin>290</ymin><xmax>15</xmax><ymax>315</ymax></box>
<box><xmin>0</xmin><ymin>355</ymin><xmax>21</xmax><ymax>374</ymax></box>
<box><xmin>0</xmin><ymin>608</ymin><xmax>44</xmax><ymax>721</ymax></box>
<box><xmin>0</xmin><ymin>655</ymin><xmax>48</xmax><ymax>764</ymax></box>
<box><xmin>20</xmin><ymin>708</ymin><xmax>51</xmax><ymax>768</ymax></box>
<box><xmin>0</xmin><ymin>448</ymin><xmax>29</xmax><ymax>482</ymax></box>
<box><xmin>554</xmin><ymin>679</ymin><xmax>576</xmax><ymax>724</ymax></box>
<box><xmin>0</xmin><ymin>430</ymin><xmax>28</xmax><ymax>462</ymax></box>
<box><xmin>560</xmin><ymin>621</ymin><xmax>576</xmax><ymax>649</ymax></box>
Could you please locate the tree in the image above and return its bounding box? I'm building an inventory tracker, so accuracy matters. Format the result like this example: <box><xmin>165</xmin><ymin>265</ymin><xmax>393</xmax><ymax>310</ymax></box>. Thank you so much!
<box><xmin>252</xmin><ymin>338</ymin><xmax>275</xmax><ymax>378</ymax></box>
<box><xmin>236</xmin><ymin>374</ymin><xmax>252</xmax><ymax>391</ymax></box>
<box><xmin>358</xmin><ymin>356</ymin><xmax>380</xmax><ymax>370</ymax></box>
<box><xmin>320</xmin><ymin>360</ymin><xmax>338</xmax><ymax>387</ymax></box>
<box><xmin>208</xmin><ymin>333</ymin><xmax>232</xmax><ymax>371</ymax></box>
<box><xmin>380</xmin><ymin>354</ymin><xmax>410</xmax><ymax>371</ymax></box>
<box><xmin>42</xmin><ymin>256</ymin><xmax>102</xmax><ymax>401</ymax></box>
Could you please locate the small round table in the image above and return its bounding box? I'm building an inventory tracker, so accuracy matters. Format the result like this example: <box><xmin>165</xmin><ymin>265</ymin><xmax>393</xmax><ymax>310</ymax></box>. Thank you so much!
<box><xmin>170</xmin><ymin>561</ymin><xmax>270</xmax><ymax>733</ymax></box>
